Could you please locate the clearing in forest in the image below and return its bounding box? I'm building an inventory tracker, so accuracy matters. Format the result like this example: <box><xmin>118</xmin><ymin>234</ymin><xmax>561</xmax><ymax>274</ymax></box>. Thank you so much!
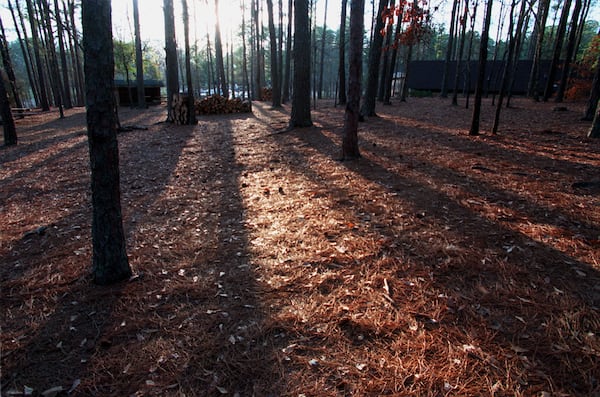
<box><xmin>1</xmin><ymin>98</ymin><xmax>599</xmax><ymax>396</ymax></box>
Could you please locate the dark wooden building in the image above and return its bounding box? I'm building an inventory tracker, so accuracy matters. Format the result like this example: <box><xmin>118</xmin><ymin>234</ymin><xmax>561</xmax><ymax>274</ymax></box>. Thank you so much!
<box><xmin>114</xmin><ymin>79</ymin><xmax>163</xmax><ymax>106</ymax></box>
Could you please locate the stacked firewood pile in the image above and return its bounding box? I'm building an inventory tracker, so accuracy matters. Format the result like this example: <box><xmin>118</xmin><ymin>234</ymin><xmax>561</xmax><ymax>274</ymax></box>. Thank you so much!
<box><xmin>260</xmin><ymin>88</ymin><xmax>273</xmax><ymax>101</ymax></box>
<box><xmin>172</xmin><ymin>94</ymin><xmax>192</xmax><ymax>125</ymax></box>
<box><xmin>195</xmin><ymin>95</ymin><xmax>252</xmax><ymax>115</ymax></box>
<box><xmin>172</xmin><ymin>94</ymin><xmax>251</xmax><ymax>123</ymax></box>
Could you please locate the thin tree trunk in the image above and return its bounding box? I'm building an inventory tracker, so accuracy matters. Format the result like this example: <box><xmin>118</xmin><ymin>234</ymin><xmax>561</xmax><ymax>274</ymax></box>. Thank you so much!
<box><xmin>230</xmin><ymin>39</ymin><xmax>236</xmax><ymax>98</ymax></box>
<box><xmin>53</xmin><ymin>0</ymin><xmax>72</xmax><ymax>108</ymax></box>
<box><xmin>283</xmin><ymin>0</ymin><xmax>293</xmax><ymax>102</ymax></box>
<box><xmin>469</xmin><ymin>0</ymin><xmax>493</xmax><ymax>136</ymax></box>
<box><xmin>241</xmin><ymin>0</ymin><xmax>251</xmax><ymax>100</ymax></box>
<box><xmin>441</xmin><ymin>0</ymin><xmax>459</xmax><ymax>97</ymax></box>
<box><xmin>317</xmin><ymin>0</ymin><xmax>328</xmax><ymax>99</ymax></box>
<box><xmin>464</xmin><ymin>0</ymin><xmax>478</xmax><ymax>108</ymax></box>
<box><xmin>400</xmin><ymin>44</ymin><xmax>413</xmax><ymax>101</ymax></box>
<box><xmin>10</xmin><ymin>0</ymin><xmax>38</xmax><ymax>106</ymax></box>
<box><xmin>267</xmin><ymin>0</ymin><xmax>282</xmax><ymax>106</ymax></box>
<box><xmin>588</xmin><ymin>99</ymin><xmax>600</xmax><ymax>137</ymax></box>
<box><xmin>383</xmin><ymin>5</ymin><xmax>403</xmax><ymax>105</ymax></box>
<box><xmin>338</xmin><ymin>0</ymin><xmax>348</xmax><ymax>105</ymax></box>
<box><xmin>214</xmin><ymin>0</ymin><xmax>228</xmax><ymax>97</ymax></box>
<box><xmin>252</xmin><ymin>0</ymin><xmax>262</xmax><ymax>100</ymax></box>
<box><xmin>452</xmin><ymin>0</ymin><xmax>468</xmax><ymax>105</ymax></box>
<box><xmin>40</xmin><ymin>0</ymin><xmax>64</xmax><ymax>117</ymax></box>
<box><xmin>182</xmin><ymin>0</ymin><xmax>197</xmax><ymax>124</ymax></box>
<box><xmin>25</xmin><ymin>0</ymin><xmax>49</xmax><ymax>110</ymax></box>
<box><xmin>360</xmin><ymin>0</ymin><xmax>388</xmax><ymax>118</ymax></box>
<box><xmin>378</xmin><ymin>0</ymin><xmax>394</xmax><ymax>102</ymax></box>
<box><xmin>555</xmin><ymin>0</ymin><xmax>582</xmax><ymax>102</ymax></box>
<box><xmin>543</xmin><ymin>0</ymin><xmax>572</xmax><ymax>101</ymax></box>
<box><xmin>583</xmin><ymin>33</ymin><xmax>600</xmax><ymax>121</ymax></box>
<box><xmin>527</xmin><ymin>0</ymin><xmax>549</xmax><ymax>99</ymax></box>
<box><xmin>342</xmin><ymin>0</ymin><xmax>365</xmax><ymax>160</ymax></box>
<box><xmin>278</xmin><ymin>0</ymin><xmax>284</xmax><ymax>101</ymax></box>
<box><xmin>66</xmin><ymin>0</ymin><xmax>85</xmax><ymax>106</ymax></box>
<box><xmin>82</xmin><ymin>0</ymin><xmax>132</xmax><ymax>285</ymax></box>
<box><xmin>133</xmin><ymin>0</ymin><xmax>146</xmax><ymax>108</ymax></box>
<box><xmin>289</xmin><ymin>0</ymin><xmax>312</xmax><ymax>127</ymax></box>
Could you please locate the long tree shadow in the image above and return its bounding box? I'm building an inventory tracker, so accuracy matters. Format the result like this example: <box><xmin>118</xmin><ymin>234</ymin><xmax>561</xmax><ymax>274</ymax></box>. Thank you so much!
<box><xmin>269</xmin><ymin>125</ymin><xmax>600</xmax><ymax>394</ymax></box>
<box><xmin>0</xmin><ymin>112</ymin><xmax>196</xmax><ymax>395</ymax></box>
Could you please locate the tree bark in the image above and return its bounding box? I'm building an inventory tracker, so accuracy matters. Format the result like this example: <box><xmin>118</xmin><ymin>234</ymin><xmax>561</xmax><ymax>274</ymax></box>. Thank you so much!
<box><xmin>267</xmin><ymin>0</ymin><xmax>282</xmax><ymax>106</ymax></box>
<box><xmin>468</xmin><ymin>0</ymin><xmax>492</xmax><ymax>136</ymax></box>
<box><xmin>543</xmin><ymin>0</ymin><xmax>572</xmax><ymax>101</ymax></box>
<box><xmin>317</xmin><ymin>0</ymin><xmax>328</xmax><ymax>99</ymax></box>
<box><xmin>377</xmin><ymin>0</ymin><xmax>394</xmax><ymax>102</ymax></box>
<box><xmin>182</xmin><ymin>0</ymin><xmax>197</xmax><ymax>124</ymax></box>
<box><xmin>441</xmin><ymin>0</ymin><xmax>459</xmax><ymax>97</ymax></box>
<box><xmin>133</xmin><ymin>0</ymin><xmax>146</xmax><ymax>108</ymax></box>
<box><xmin>583</xmin><ymin>33</ymin><xmax>600</xmax><ymax>121</ymax></box>
<box><xmin>241</xmin><ymin>0</ymin><xmax>251</xmax><ymax>100</ymax></box>
<box><xmin>66</xmin><ymin>0</ymin><xmax>85</xmax><ymax>106</ymax></box>
<box><xmin>82</xmin><ymin>0</ymin><xmax>132</xmax><ymax>285</ymax></box>
<box><xmin>252</xmin><ymin>0</ymin><xmax>262</xmax><ymax>100</ymax></box>
<box><xmin>283</xmin><ymin>0</ymin><xmax>293</xmax><ymax>103</ymax></box>
<box><xmin>39</xmin><ymin>0</ymin><xmax>64</xmax><ymax>117</ymax></box>
<box><xmin>360</xmin><ymin>0</ymin><xmax>388</xmax><ymax>118</ymax></box>
<box><xmin>527</xmin><ymin>0</ymin><xmax>549</xmax><ymax>100</ymax></box>
<box><xmin>53</xmin><ymin>0</ymin><xmax>72</xmax><ymax>109</ymax></box>
<box><xmin>588</xmin><ymin>99</ymin><xmax>600</xmax><ymax>137</ymax></box>
<box><xmin>289</xmin><ymin>0</ymin><xmax>313</xmax><ymax>127</ymax></box>
<box><xmin>338</xmin><ymin>0</ymin><xmax>348</xmax><ymax>105</ymax></box>
<box><xmin>10</xmin><ymin>0</ymin><xmax>39</xmax><ymax>106</ymax></box>
<box><xmin>555</xmin><ymin>0</ymin><xmax>582</xmax><ymax>102</ymax></box>
<box><xmin>1</xmin><ymin>70</ymin><xmax>17</xmax><ymax>146</ymax></box>
<box><xmin>164</xmin><ymin>0</ymin><xmax>179</xmax><ymax>122</ymax></box>
<box><xmin>452</xmin><ymin>0</ymin><xmax>468</xmax><ymax>105</ymax></box>
<box><xmin>25</xmin><ymin>0</ymin><xmax>49</xmax><ymax>110</ymax></box>
<box><xmin>342</xmin><ymin>0</ymin><xmax>365</xmax><ymax>160</ymax></box>
<box><xmin>0</xmin><ymin>16</ymin><xmax>23</xmax><ymax>108</ymax></box>
<box><xmin>214</xmin><ymin>0</ymin><xmax>228</xmax><ymax>97</ymax></box>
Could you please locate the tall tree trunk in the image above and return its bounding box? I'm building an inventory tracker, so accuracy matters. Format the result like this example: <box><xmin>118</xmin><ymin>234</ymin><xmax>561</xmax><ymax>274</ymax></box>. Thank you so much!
<box><xmin>283</xmin><ymin>0</ymin><xmax>293</xmax><ymax>102</ymax></box>
<box><xmin>342</xmin><ymin>0</ymin><xmax>365</xmax><ymax>159</ymax></box>
<box><xmin>252</xmin><ymin>0</ymin><xmax>262</xmax><ymax>100</ymax></box>
<box><xmin>400</xmin><ymin>44</ymin><xmax>413</xmax><ymax>101</ymax></box>
<box><xmin>441</xmin><ymin>0</ymin><xmax>459</xmax><ymax>97</ymax></box>
<box><xmin>377</xmin><ymin>0</ymin><xmax>394</xmax><ymax>102</ymax></box>
<box><xmin>464</xmin><ymin>0</ymin><xmax>478</xmax><ymax>108</ymax></box>
<box><xmin>583</xmin><ymin>34</ymin><xmax>600</xmax><ymax>121</ymax></box>
<box><xmin>543</xmin><ymin>0</ymin><xmax>572</xmax><ymax>101</ymax></box>
<box><xmin>53</xmin><ymin>0</ymin><xmax>72</xmax><ymax>109</ymax></box>
<box><xmin>338</xmin><ymin>0</ymin><xmax>348</xmax><ymax>105</ymax></box>
<box><xmin>0</xmin><ymin>16</ymin><xmax>23</xmax><ymax>108</ymax></box>
<box><xmin>278</xmin><ymin>0</ymin><xmax>284</xmax><ymax>101</ymax></box>
<box><xmin>317</xmin><ymin>0</ymin><xmax>328</xmax><ymax>99</ymax></box>
<box><xmin>360</xmin><ymin>0</ymin><xmax>388</xmax><ymax>118</ymax></box>
<box><xmin>267</xmin><ymin>0</ymin><xmax>282</xmax><ymax>106</ymax></box>
<box><xmin>383</xmin><ymin>6</ymin><xmax>403</xmax><ymax>105</ymax></box>
<box><xmin>82</xmin><ymin>0</ymin><xmax>132</xmax><ymax>285</ymax></box>
<box><xmin>10</xmin><ymin>0</ymin><xmax>38</xmax><ymax>106</ymax></box>
<box><xmin>66</xmin><ymin>0</ymin><xmax>85</xmax><ymax>106</ymax></box>
<box><xmin>527</xmin><ymin>0</ymin><xmax>549</xmax><ymax>99</ymax></box>
<box><xmin>452</xmin><ymin>0</ymin><xmax>468</xmax><ymax>105</ymax></box>
<box><xmin>555</xmin><ymin>0</ymin><xmax>582</xmax><ymax>102</ymax></box>
<box><xmin>492</xmin><ymin>0</ymin><xmax>526</xmax><ymax>134</ymax></box>
<box><xmin>468</xmin><ymin>0</ymin><xmax>493</xmax><ymax>136</ymax></box>
<box><xmin>1</xmin><ymin>71</ymin><xmax>17</xmax><ymax>145</ymax></box>
<box><xmin>182</xmin><ymin>0</ymin><xmax>197</xmax><ymax>124</ymax></box>
<box><xmin>164</xmin><ymin>0</ymin><xmax>179</xmax><ymax>122</ymax></box>
<box><xmin>40</xmin><ymin>0</ymin><xmax>64</xmax><ymax>117</ymax></box>
<box><xmin>214</xmin><ymin>0</ymin><xmax>228</xmax><ymax>97</ymax></box>
<box><xmin>230</xmin><ymin>39</ymin><xmax>236</xmax><ymax>98</ymax></box>
<box><xmin>241</xmin><ymin>0</ymin><xmax>251</xmax><ymax>100</ymax></box>
<box><xmin>133</xmin><ymin>0</ymin><xmax>146</xmax><ymax>108</ymax></box>
<box><xmin>289</xmin><ymin>0</ymin><xmax>312</xmax><ymax>127</ymax></box>
<box><xmin>25</xmin><ymin>0</ymin><xmax>49</xmax><ymax>110</ymax></box>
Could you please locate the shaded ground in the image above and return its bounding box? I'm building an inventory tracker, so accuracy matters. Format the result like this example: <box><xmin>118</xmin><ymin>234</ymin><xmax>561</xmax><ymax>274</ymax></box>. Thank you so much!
<box><xmin>1</xmin><ymin>97</ymin><xmax>599</xmax><ymax>396</ymax></box>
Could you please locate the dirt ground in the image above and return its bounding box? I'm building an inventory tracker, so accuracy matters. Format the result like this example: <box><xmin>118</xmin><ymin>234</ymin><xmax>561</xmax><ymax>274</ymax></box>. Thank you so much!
<box><xmin>1</xmin><ymin>97</ymin><xmax>599</xmax><ymax>396</ymax></box>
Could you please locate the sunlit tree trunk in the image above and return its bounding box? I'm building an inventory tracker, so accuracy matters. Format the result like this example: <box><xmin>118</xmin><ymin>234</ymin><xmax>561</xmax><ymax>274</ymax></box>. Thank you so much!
<box><xmin>342</xmin><ymin>0</ymin><xmax>365</xmax><ymax>159</ymax></box>
<box><xmin>82</xmin><ymin>0</ymin><xmax>132</xmax><ymax>285</ymax></box>
<box><xmin>468</xmin><ymin>0</ymin><xmax>492</xmax><ymax>136</ymax></box>
<box><xmin>289</xmin><ymin>0</ymin><xmax>312</xmax><ymax>127</ymax></box>
<box><xmin>164</xmin><ymin>0</ymin><xmax>179</xmax><ymax>122</ymax></box>
<box><xmin>267</xmin><ymin>0</ymin><xmax>282</xmax><ymax>106</ymax></box>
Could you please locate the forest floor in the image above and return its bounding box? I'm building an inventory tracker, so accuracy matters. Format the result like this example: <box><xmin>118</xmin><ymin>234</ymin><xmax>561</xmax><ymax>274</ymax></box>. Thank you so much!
<box><xmin>1</xmin><ymin>96</ymin><xmax>600</xmax><ymax>397</ymax></box>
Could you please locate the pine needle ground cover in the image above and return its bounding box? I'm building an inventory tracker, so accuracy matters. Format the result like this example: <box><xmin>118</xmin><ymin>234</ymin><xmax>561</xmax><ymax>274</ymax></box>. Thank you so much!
<box><xmin>1</xmin><ymin>98</ymin><xmax>599</xmax><ymax>396</ymax></box>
